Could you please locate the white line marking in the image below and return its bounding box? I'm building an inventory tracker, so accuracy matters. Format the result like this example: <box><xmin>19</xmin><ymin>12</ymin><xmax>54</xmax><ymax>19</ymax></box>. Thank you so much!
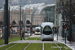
<box><xmin>42</xmin><ymin>42</ymin><xmax>44</xmax><ymax>50</ymax></box>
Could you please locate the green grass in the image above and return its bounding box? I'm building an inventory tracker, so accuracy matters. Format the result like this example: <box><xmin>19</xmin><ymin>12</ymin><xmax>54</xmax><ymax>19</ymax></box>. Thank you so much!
<box><xmin>37</xmin><ymin>37</ymin><xmax>41</xmax><ymax>40</ymax></box>
<box><xmin>0</xmin><ymin>37</ymin><xmax>20</xmax><ymax>45</ymax></box>
<box><xmin>0</xmin><ymin>43</ymin><xmax>72</xmax><ymax>50</ymax></box>
<box><xmin>30</xmin><ymin>37</ymin><xmax>37</xmax><ymax>40</ymax></box>
<box><xmin>9</xmin><ymin>37</ymin><xmax>20</xmax><ymax>42</ymax></box>
<box><xmin>44</xmin><ymin>43</ymin><xmax>60</xmax><ymax>50</ymax></box>
<box><xmin>57</xmin><ymin>43</ymin><xmax>72</xmax><ymax>50</ymax></box>
<box><xmin>26</xmin><ymin>38</ymin><xmax>31</xmax><ymax>40</ymax></box>
<box><xmin>26</xmin><ymin>37</ymin><xmax>37</xmax><ymax>40</ymax></box>
<box><xmin>26</xmin><ymin>37</ymin><xmax>41</xmax><ymax>40</ymax></box>
<box><xmin>0</xmin><ymin>43</ymin><xmax>16</xmax><ymax>50</ymax></box>
<box><xmin>44</xmin><ymin>43</ymin><xmax>72</xmax><ymax>50</ymax></box>
<box><xmin>0</xmin><ymin>38</ymin><xmax>4</xmax><ymax>45</ymax></box>
<box><xmin>26</xmin><ymin>43</ymin><xmax>42</xmax><ymax>50</ymax></box>
<box><xmin>8</xmin><ymin>43</ymin><xmax>29</xmax><ymax>50</ymax></box>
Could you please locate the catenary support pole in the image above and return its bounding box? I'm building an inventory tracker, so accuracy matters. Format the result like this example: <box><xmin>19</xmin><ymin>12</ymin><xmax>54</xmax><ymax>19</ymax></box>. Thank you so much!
<box><xmin>69</xmin><ymin>0</ymin><xmax>72</xmax><ymax>42</ymax></box>
<box><xmin>4</xmin><ymin>0</ymin><xmax>9</xmax><ymax>44</ymax></box>
<box><xmin>20</xmin><ymin>6</ymin><xmax>22</xmax><ymax>40</ymax></box>
<box><xmin>62</xmin><ymin>1</ymin><xmax>65</xmax><ymax>38</ymax></box>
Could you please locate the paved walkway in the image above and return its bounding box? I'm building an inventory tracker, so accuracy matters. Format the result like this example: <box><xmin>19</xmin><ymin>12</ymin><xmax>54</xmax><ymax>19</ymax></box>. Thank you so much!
<box><xmin>0</xmin><ymin>44</ymin><xmax>7</xmax><ymax>47</ymax></box>
<box><xmin>9</xmin><ymin>40</ymin><xmax>60</xmax><ymax>43</ymax></box>
<box><xmin>54</xmin><ymin>34</ymin><xmax>75</xmax><ymax>50</ymax></box>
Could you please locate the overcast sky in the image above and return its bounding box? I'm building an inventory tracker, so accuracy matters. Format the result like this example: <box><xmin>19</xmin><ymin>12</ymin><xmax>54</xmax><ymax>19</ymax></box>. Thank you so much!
<box><xmin>0</xmin><ymin>0</ymin><xmax>55</xmax><ymax>7</ymax></box>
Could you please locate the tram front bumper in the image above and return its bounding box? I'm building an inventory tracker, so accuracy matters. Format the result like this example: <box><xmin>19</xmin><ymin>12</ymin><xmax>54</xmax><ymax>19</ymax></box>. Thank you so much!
<box><xmin>41</xmin><ymin>34</ymin><xmax>54</xmax><ymax>41</ymax></box>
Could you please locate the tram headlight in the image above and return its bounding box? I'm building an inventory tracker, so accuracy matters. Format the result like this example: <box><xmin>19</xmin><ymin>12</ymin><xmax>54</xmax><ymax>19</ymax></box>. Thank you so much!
<box><xmin>35</xmin><ymin>32</ymin><xmax>37</xmax><ymax>33</ymax></box>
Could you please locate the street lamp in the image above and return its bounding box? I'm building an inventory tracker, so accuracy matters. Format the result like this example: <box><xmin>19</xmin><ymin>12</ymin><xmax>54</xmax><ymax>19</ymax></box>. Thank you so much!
<box><xmin>61</xmin><ymin>21</ymin><xmax>67</xmax><ymax>44</ymax></box>
<box><xmin>20</xmin><ymin>6</ymin><xmax>22</xmax><ymax>40</ymax></box>
<box><xmin>69</xmin><ymin>0</ymin><xmax>72</xmax><ymax>42</ymax></box>
<box><xmin>4</xmin><ymin>0</ymin><xmax>9</xmax><ymax>44</ymax></box>
<box><xmin>61</xmin><ymin>1</ymin><xmax>65</xmax><ymax>38</ymax></box>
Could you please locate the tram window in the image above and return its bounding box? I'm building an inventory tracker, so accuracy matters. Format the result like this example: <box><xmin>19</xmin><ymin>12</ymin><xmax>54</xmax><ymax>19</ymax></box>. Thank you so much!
<box><xmin>44</xmin><ymin>29</ymin><xmax>51</xmax><ymax>31</ymax></box>
<box><xmin>44</xmin><ymin>26</ymin><xmax>51</xmax><ymax>31</ymax></box>
<box><xmin>36</xmin><ymin>29</ymin><xmax>40</xmax><ymax>32</ymax></box>
<box><xmin>43</xmin><ymin>26</ymin><xmax>52</xmax><ymax>35</ymax></box>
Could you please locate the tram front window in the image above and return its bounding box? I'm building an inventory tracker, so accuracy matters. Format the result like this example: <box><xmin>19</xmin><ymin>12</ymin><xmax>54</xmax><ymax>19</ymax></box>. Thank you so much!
<box><xmin>43</xmin><ymin>26</ymin><xmax>52</xmax><ymax>35</ymax></box>
<box><xmin>36</xmin><ymin>29</ymin><xmax>40</xmax><ymax>32</ymax></box>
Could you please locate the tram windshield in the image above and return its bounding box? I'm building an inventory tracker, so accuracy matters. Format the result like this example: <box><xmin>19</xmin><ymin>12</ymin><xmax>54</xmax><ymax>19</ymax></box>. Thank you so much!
<box><xmin>43</xmin><ymin>26</ymin><xmax>52</xmax><ymax>35</ymax></box>
<box><xmin>36</xmin><ymin>29</ymin><xmax>40</xmax><ymax>32</ymax></box>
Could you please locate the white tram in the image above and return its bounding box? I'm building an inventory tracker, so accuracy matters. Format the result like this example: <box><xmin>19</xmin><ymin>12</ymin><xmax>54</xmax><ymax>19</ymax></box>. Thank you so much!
<box><xmin>41</xmin><ymin>22</ymin><xmax>54</xmax><ymax>41</ymax></box>
<box><xmin>35</xmin><ymin>27</ymin><xmax>41</xmax><ymax>35</ymax></box>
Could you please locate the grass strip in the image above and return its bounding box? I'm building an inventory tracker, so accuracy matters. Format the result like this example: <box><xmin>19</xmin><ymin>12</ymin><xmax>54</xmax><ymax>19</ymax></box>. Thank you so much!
<box><xmin>26</xmin><ymin>38</ymin><xmax>31</xmax><ymax>40</ymax></box>
<box><xmin>57</xmin><ymin>43</ymin><xmax>72</xmax><ymax>50</ymax></box>
<box><xmin>26</xmin><ymin>43</ymin><xmax>42</xmax><ymax>50</ymax></box>
<box><xmin>8</xmin><ymin>43</ymin><xmax>29</xmax><ymax>50</ymax></box>
<box><xmin>26</xmin><ymin>37</ymin><xmax>37</xmax><ymax>40</ymax></box>
<box><xmin>0</xmin><ymin>43</ymin><xmax>16</xmax><ymax>50</ymax></box>
<box><xmin>0</xmin><ymin>37</ymin><xmax>20</xmax><ymax>45</ymax></box>
<box><xmin>9</xmin><ymin>37</ymin><xmax>20</xmax><ymax>42</ymax></box>
<box><xmin>37</xmin><ymin>37</ymin><xmax>41</xmax><ymax>40</ymax></box>
<box><xmin>44</xmin><ymin>43</ymin><xmax>60</xmax><ymax>50</ymax></box>
<box><xmin>30</xmin><ymin>37</ymin><xmax>37</xmax><ymax>40</ymax></box>
<box><xmin>0</xmin><ymin>39</ymin><xmax>4</xmax><ymax>45</ymax></box>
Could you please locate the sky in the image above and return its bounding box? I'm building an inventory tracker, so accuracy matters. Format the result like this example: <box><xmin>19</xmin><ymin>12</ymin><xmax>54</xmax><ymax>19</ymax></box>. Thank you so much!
<box><xmin>0</xmin><ymin>0</ymin><xmax>55</xmax><ymax>7</ymax></box>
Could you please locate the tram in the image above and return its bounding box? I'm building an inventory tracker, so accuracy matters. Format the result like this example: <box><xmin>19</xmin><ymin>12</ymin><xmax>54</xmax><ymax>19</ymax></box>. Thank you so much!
<box><xmin>41</xmin><ymin>22</ymin><xmax>54</xmax><ymax>41</ymax></box>
<box><xmin>35</xmin><ymin>27</ymin><xmax>41</xmax><ymax>35</ymax></box>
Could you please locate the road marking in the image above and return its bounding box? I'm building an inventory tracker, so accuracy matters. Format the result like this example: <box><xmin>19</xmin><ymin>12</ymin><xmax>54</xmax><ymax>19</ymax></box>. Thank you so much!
<box><xmin>0</xmin><ymin>44</ymin><xmax>7</xmax><ymax>47</ymax></box>
<box><xmin>42</xmin><ymin>42</ymin><xmax>44</xmax><ymax>50</ymax></box>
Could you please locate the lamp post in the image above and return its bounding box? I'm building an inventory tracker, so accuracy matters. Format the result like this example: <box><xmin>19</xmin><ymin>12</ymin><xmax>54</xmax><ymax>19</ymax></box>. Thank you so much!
<box><xmin>69</xmin><ymin>0</ymin><xmax>72</xmax><ymax>42</ymax></box>
<box><xmin>20</xmin><ymin>6</ymin><xmax>22</xmax><ymax>40</ymax></box>
<box><xmin>62</xmin><ymin>1</ymin><xmax>65</xmax><ymax>38</ymax></box>
<box><xmin>8</xmin><ymin>6</ymin><xmax>10</xmax><ymax>37</ymax></box>
<box><xmin>4</xmin><ymin>0</ymin><xmax>9</xmax><ymax>44</ymax></box>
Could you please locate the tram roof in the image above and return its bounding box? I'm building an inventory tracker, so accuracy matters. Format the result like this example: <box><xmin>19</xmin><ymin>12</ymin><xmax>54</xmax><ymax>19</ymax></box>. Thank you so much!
<box><xmin>41</xmin><ymin>22</ymin><xmax>54</xmax><ymax>28</ymax></box>
<box><xmin>35</xmin><ymin>27</ymin><xmax>41</xmax><ymax>29</ymax></box>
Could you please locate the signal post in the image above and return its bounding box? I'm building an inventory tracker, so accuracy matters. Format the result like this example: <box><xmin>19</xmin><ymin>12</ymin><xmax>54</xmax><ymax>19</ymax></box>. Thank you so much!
<box><xmin>64</xmin><ymin>24</ymin><xmax>67</xmax><ymax>44</ymax></box>
<box><xmin>62</xmin><ymin>21</ymin><xmax>67</xmax><ymax>44</ymax></box>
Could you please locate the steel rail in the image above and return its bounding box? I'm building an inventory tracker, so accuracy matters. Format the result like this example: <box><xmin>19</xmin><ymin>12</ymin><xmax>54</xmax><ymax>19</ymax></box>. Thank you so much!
<box><xmin>55</xmin><ymin>43</ymin><xmax>62</xmax><ymax>50</ymax></box>
<box><xmin>5</xmin><ymin>43</ymin><xmax>18</xmax><ymax>50</ymax></box>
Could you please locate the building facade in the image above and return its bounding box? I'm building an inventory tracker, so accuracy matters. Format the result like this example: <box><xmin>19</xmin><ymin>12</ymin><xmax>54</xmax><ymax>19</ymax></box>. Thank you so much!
<box><xmin>55</xmin><ymin>0</ymin><xmax>75</xmax><ymax>41</ymax></box>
